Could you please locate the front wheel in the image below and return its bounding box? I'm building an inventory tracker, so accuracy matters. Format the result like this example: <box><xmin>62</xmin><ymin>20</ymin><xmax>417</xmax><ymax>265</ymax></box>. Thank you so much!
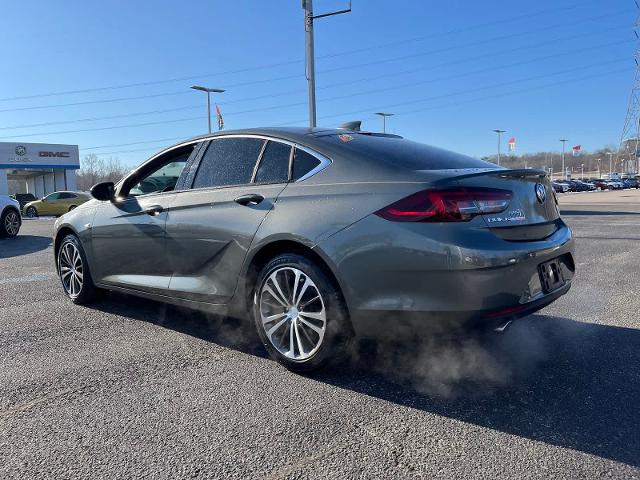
<box><xmin>253</xmin><ymin>254</ymin><xmax>352</xmax><ymax>373</ymax></box>
<box><xmin>57</xmin><ymin>234</ymin><xmax>97</xmax><ymax>304</ymax></box>
<box><xmin>0</xmin><ymin>209</ymin><xmax>21</xmax><ymax>238</ymax></box>
<box><xmin>26</xmin><ymin>206</ymin><xmax>38</xmax><ymax>218</ymax></box>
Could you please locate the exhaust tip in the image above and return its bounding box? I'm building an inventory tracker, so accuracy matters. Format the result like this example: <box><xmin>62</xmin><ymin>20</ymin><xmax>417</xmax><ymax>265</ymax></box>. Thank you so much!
<box><xmin>493</xmin><ymin>320</ymin><xmax>513</xmax><ymax>333</ymax></box>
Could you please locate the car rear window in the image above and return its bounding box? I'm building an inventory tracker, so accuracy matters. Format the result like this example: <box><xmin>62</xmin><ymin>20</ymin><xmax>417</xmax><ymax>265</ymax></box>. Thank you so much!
<box><xmin>254</xmin><ymin>141</ymin><xmax>291</xmax><ymax>184</ymax></box>
<box><xmin>194</xmin><ymin>137</ymin><xmax>264</xmax><ymax>189</ymax></box>
<box><xmin>318</xmin><ymin>133</ymin><xmax>496</xmax><ymax>170</ymax></box>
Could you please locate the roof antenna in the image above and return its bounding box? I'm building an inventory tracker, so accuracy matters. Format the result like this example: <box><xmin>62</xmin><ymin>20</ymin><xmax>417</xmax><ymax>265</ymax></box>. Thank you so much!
<box><xmin>338</xmin><ymin>121</ymin><xmax>361</xmax><ymax>131</ymax></box>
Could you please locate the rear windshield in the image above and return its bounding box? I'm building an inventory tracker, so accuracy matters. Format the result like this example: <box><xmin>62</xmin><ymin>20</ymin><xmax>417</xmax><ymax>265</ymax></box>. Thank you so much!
<box><xmin>318</xmin><ymin>133</ymin><xmax>496</xmax><ymax>171</ymax></box>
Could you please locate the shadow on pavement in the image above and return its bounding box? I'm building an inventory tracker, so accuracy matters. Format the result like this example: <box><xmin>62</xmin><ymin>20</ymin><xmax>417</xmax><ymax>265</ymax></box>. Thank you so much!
<box><xmin>92</xmin><ymin>294</ymin><xmax>640</xmax><ymax>468</ymax></box>
<box><xmin>0</xmin><ymin>235</ymin><xmax>52</xmax><ymax>259</ymax></box>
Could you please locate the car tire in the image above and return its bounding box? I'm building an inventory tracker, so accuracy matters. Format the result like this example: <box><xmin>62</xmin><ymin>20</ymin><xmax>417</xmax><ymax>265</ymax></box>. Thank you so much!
<box><xmin>0</xmin><ymin>208</ymin><xmax>21</xmax><ymax>238</ymax></box>
<box><xmin>26</xmin><ymin>206</ymin><xmax>38</xmax><ymax>218</ymax></box>
<box><xmin>57</xmin><ymin>234</ymin><xmax>97</xmax><ymax>305</ymax></box>
<box><xmin>252</xmin><ymin>253</ymin><xmax>353</xmax><ymax>373</ymax></box>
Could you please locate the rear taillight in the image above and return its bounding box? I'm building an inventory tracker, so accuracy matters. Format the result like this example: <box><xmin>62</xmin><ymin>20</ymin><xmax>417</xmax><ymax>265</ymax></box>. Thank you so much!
<box><xmin>375</xmin><ymin>187</ymin><xmax>512</xmax><ymax>222</ymax></box>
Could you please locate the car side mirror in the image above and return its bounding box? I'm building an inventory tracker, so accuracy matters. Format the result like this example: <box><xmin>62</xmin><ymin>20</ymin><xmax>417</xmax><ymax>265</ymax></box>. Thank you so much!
<box><xmin>90</xmin><ymin>181</ymin><xmax>115</xmax><ymax>201</ymax></box>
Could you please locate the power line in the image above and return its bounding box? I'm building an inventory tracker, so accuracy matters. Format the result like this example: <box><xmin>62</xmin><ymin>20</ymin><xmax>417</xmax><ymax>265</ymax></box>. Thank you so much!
<box><xmin>86</xmin><ymin>66</ymin><xmax>631</xmax><ymax>159</ymax></box>
<box><xmin>67</xmin><ymin>62</ymin><xmax>628</xmax><ymax>151</ymax></box>
<box><xmin>0</xmin><ymin>0</ymin><xmax>611</xmax><ymax>104</ymax></box>
<box><xmin>0</xmin><ymin>21</ymin><xmax>628</xmax><ymax>116</ymax></box>
<box><xmin>0</xmin><ymin>36</ymin><xmax>629</xmax><ymax>132</ymax></box>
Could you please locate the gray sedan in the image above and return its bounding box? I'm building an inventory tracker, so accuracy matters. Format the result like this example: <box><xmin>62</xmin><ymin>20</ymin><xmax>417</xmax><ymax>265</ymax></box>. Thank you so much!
<box><xmin>53</xmin><ymin>127</ymin><xmax>574</xmax><ymax>372</ymax></box>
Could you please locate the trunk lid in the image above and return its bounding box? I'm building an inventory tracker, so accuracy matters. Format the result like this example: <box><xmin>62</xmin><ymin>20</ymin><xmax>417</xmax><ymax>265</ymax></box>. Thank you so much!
<box><xmin>438</xmin><ymin>168</ymin><xmax>560</xmax><ymax>240</ymax></box>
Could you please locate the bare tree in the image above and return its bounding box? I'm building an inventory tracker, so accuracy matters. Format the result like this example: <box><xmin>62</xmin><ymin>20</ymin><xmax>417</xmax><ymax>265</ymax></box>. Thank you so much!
<box><xmin>76</xmin><ymin>154</ymin><xmax>130</xmax><ymax>191</ymax></box>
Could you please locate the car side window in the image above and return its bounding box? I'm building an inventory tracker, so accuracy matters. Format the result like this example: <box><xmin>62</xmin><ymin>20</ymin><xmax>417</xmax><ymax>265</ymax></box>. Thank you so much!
<box><xmin>193</xmin><ymin>137</ymin><xmax>265</xmax><ymax>189</ymax></box>
<box><xmin>58</xmin><ymin>192</ymin><xmax>73</xmax><ymax>199</ymax></box>
<box><xmin>292</xmin><ymin>148</ymin><xmax>321</xmax><ymax>181</ymax></box>
<box><xmin>127</xmin><ymin>146</ymin><xmax>194</xmax><ymax>197</ymax></box>
<box><xmin>254</xmin><ymin>141</ymin><xmax>292</xmax><ymax>184</ymax></box>
<box><xmin>45</xmin><ymin>193</ymin><xmax>61</xmax><ymax>201</ymax></box>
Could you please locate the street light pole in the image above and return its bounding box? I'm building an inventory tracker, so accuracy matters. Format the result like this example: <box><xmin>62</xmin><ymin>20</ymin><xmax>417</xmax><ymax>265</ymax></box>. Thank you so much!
<box><xmin>374</xmin><ymin>112</ymin><xmax>394</xmax><ymax>133</ymax></box>
<box><xmin>608</xmin><ymin>152</ymin><xmax>614</xmax><ymax>177</ymax></box>
<box><xmin>581</xmin><ymin>163</ymin><xmax>584</xmax><ymax>180</ymax></box>
<box><xmin>303</xmin><ymin>0</ymin><xmax>351</xmax><ymax>129</ymax></box>
<box><xmin>191</xmin><ymin>85</ymin><xmax>225</xmax><ymax>134</ymax></box>
<box><xmin>493</xmin><ymin>129</ymin><xmax>506</xmax><ymax>166</ymax></box>
<box><xmin>559</xmin><ymin>139</ymin><xmax>568</xmax><ymax>180</ymax></box>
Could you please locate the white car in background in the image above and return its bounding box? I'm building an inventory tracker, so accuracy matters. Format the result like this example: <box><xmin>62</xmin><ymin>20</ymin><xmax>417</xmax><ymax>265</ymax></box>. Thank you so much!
<box><xmin>0</xmin><ymin>195</ymin><xmax>21</xmax><ymax>238</ymax></box>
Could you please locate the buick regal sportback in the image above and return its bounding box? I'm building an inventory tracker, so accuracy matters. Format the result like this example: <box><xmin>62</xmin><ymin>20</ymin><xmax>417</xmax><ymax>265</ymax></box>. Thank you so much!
<box><xmin>53</xmin><ymin>127</ymin><xmax>574</xmax><ymax>372</ymax></box>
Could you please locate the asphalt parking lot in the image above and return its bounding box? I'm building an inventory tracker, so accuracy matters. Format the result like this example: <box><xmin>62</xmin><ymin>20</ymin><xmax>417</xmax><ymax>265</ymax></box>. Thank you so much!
<box><xmin>1</xmin><ymin>190</ymin><xmax>639</xmax><ymax>479</ymax></box>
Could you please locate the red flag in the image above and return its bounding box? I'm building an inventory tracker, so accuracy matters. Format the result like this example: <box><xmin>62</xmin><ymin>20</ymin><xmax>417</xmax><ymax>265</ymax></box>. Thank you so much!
<box><xmin>572</xmin><ymin>145</ymin><xmax>581</xmax><ymax>156</ymax></box>
<box><xmin>215</xmin><ymin>104</ymin><xmax>224</xmax><ymax>131</ymax></box>
<box><xmin>508</xmin><ymin>137</ymin><xmax>516</xmax><ymax>152</ymax></box>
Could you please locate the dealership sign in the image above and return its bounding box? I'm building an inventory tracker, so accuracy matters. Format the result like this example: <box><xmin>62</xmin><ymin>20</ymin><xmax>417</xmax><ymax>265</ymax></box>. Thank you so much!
<box><xmin>0</xmin><ymin>142</ymin><xmax>79</xmax><ymax>169</ymax></box>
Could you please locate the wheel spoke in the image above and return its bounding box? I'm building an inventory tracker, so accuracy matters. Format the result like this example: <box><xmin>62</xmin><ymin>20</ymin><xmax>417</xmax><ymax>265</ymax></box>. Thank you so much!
<box><xmin>294</xmin><ymin>321</ymin><xmax>306</xmax><ymax>357</ymax></box>
<box><xmin>294</xmin><ymin>277</ymin><xmax>311</xmax><ymax>308</ymax></box>
<box><xmin>299</xmin><ymin>317</ymin><xmax>324</xmax><ymax>334</ymax></box>
<box><xmin>61</xmin><ymin>270</ymin><xmax>73</xmax><ymax>279</ymax></box>
<box><xmin>288</xmin><ymin>320</ymin><xmax>295</xmax><ymax>356</ymax></box>
<box><xmin>299</xmin><ymin>310</ymin><xmax>325</xmax><ymax>321</ymax></box>
<box><xmin>266</xmin><ymin>317</ymin><xmax>289</xmax><ymax>339</ymax></box>
<box><xmin>262</xmin><ymin>312</ymin><xmax>287</xmax><ymax>325</ymax></box>
<box><xmin>269</xmin><ymin>272</ymin><xmax>290</xmax><ymax>307</ymax></box>
<box><xmin>263</xmin><ymin>285</ymin><xmax>287</xmax><ymax>307</ymax></box>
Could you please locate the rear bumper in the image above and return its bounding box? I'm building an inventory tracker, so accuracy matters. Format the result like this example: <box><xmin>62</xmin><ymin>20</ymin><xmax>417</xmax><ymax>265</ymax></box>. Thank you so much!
<box><xmin>349</xmin><ymin>280</ymin><xmax>571</xmax><ymax>337</ymax></box>
<box><xmin>316</xmin><ymin>214</ymin><xmax>575</xmax><ymax>336</ymax></box>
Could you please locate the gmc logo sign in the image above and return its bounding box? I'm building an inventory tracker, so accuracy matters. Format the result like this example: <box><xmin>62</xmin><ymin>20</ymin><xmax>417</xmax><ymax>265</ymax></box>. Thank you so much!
<box><xmin>39</xmin><ymin>151</ymin><xmax>70</xmax><ymax>158</ymax></box>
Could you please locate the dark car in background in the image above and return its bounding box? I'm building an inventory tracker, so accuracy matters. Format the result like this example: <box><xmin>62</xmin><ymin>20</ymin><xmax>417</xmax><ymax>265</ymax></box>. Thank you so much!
<box><xmin>10</xmin><ymin>193</ymin><xmax>37</xmax><ymax>210</ymax></box>
<box><xmin>622</xmin><ymin>178</ymin><xmax>639</xmax><ymax>189</ymax></box>
<box><xmin>53</xmin><ymin>127</ymin><xmax>575</xmax><ymax>372</ymax></box>
<box><xmin>591</xmin><ymin>179</ymin><xmax>610</xmax><ymax>190</ymax></box>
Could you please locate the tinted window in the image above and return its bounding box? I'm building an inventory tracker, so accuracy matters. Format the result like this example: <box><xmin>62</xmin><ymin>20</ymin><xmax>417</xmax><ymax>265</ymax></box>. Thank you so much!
<box><xmin>319</xmin><ymin>134</ymin><xmax>496</xmax><ymax>170</ymax></box>
<box><xmin>254</xmin><ymin>141</ymin><xmax>291</xmax><ymax>184</ymax></box>
<box><xmin>193</xmin><ymin>138</ymin><xmax>264</xmax><ymax>189</ymax></box>
<box><xmin>45</xmin><ymin>193</ymin><xmax>61</xmax><ymax>201</ymax></box>
<box><xmin>58</xmin><ymin>192</ymin><xmax>75</xmax><ymax>199</ymax></box>
<box><xmin>292</xmin><ymin>149</ymin><xmax>321</xmax><ymax>181</ymax></box>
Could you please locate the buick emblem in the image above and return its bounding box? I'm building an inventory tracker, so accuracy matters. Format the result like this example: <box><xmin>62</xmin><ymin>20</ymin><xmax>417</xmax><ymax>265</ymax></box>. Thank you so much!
<box><xmin>535</xmin><ymin>183</ymin><xmax>547</xmax><ymax>204</ymax></box>
<box><xmin>15</xmin><ymin>145</ymin><xmax>26</xmax><ymax>156</ymax></box>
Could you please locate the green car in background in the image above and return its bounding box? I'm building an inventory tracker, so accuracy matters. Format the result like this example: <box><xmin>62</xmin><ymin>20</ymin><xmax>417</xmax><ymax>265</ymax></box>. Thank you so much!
<box><xmin>24</xmin><ymin>191</ymin><xmax>91</xmax><ymax>218</ymax></box>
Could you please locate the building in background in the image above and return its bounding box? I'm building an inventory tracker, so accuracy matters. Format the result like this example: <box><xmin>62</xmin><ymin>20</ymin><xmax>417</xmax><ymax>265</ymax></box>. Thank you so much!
<box><xmin>0</xmin><ymin>142</ymin><xmax>79</xmax><ymax>197</ymax></box>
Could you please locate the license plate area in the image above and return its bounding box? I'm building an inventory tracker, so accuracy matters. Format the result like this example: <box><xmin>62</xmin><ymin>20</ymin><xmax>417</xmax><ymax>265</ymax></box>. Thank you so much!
<box><xmin>538</xmin><ymin>258</ymin><xmax>565</xmax><ymax>293</ymax></box>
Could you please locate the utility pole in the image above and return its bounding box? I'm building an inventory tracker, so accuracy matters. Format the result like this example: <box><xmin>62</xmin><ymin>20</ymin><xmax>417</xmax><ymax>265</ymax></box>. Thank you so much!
<box><xmin>493</xmin><ymin>129</ymin><xmax>506</xmax><ymax>166</ymax></box>
<box><xmin>581</xmin><ymin>163</ymin><xmax>584</xmax><ymax>179</ymax></box>
<box><xmin>560</xmin><ymin>139</ymin><xmax>568</xmax><ymax>180</ymax></box>
<box><xmin>375</xmin><ymin>112</ymin><xmax>394</xmax><ymax>133</ymax></box>
<box><xmin>191</xmin><ymin>85</ymin><xmax>225</xmax><ymax>134</ymax></box>
<box><xmin>303</xmin><ymin>0</ymin><xmax>351</xmax><ymax>128</ymax></box>
<box><xmin>597</xmin><ymin>158</ymin><xmax>601</xmax><ymax>179</ymax></box>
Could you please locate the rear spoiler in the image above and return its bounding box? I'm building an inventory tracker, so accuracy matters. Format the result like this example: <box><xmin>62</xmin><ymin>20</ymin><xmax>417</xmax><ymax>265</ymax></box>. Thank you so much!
<box><xmin>433</xmin><ymin>168</ymin><xmax>547</xmax><ymax>183</ymax></box>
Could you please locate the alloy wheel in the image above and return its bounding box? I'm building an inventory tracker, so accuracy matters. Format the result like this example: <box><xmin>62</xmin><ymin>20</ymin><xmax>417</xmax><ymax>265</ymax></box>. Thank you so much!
<box><xmin>4</xmin><ymin>212</ymin><xmax>20</xmax><ymax>236</ymax></box>
<box><xmin>58</xmin><ymin>241</ymin><xmax>84</xmax><ymax>298</ymax></box>
<box><xmin>259</xmin><ymin>267</ymin><xmax>327</xmax><ymax>361</ymax></box>
<box><xmin>26</xmin><ymin>207</ymin><xmax>37</xmax><ymax>218</ymax></box>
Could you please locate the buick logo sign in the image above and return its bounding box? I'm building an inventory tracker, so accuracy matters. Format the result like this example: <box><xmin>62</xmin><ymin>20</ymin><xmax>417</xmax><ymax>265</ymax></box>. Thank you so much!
<box><xmin>535</xmin><ymin>183</ymin><xmax>547</xmax><ymax>204</ymax></box>
<box><xmin>15</xmin><ymin>145</ymin><xmax>26</xmax><ymax>156</ymax></box>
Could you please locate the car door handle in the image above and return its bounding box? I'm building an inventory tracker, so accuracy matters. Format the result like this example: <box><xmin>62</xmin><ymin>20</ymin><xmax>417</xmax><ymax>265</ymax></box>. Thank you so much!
<box><xmin>234</xmin><ymin>194</ymin><xmax>264</xmax><ymax>206</ymax></box>
<box><xmin>145</xmin><ymin>205</ymin><xmax>164</xmax><ymax>216</ymax></box>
